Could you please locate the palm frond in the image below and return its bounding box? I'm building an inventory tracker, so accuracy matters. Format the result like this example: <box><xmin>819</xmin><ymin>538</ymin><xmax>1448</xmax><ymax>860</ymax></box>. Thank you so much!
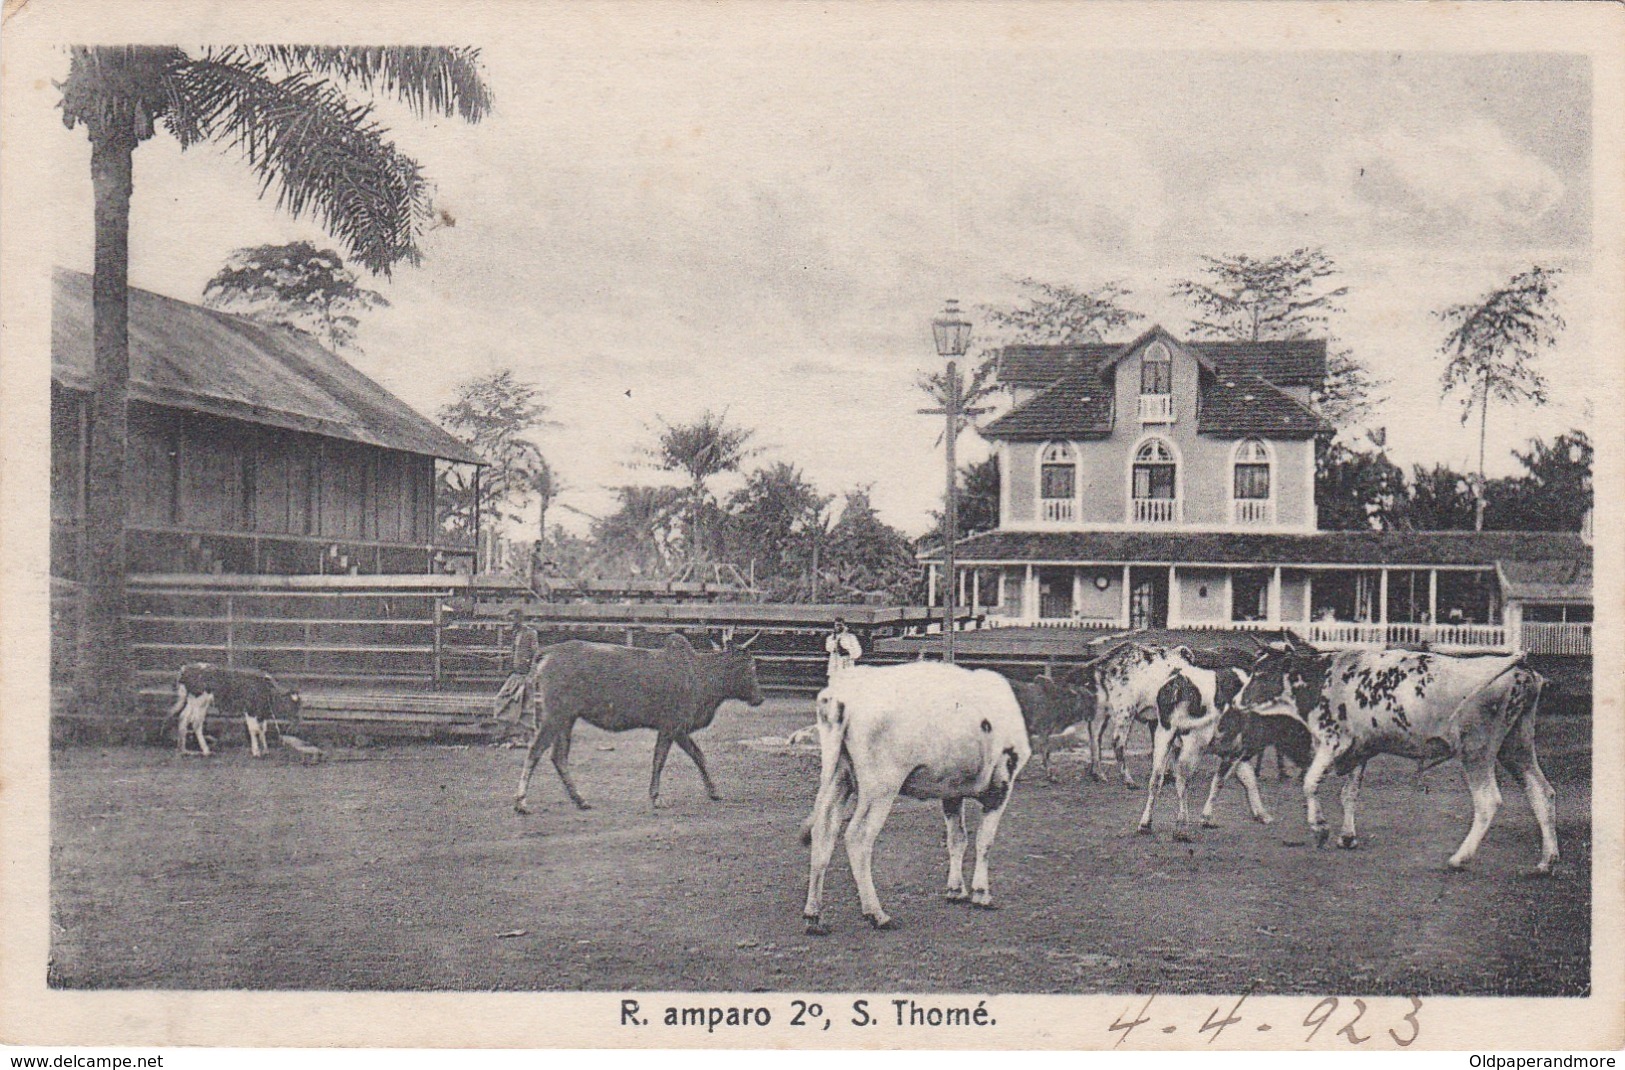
<box><xmin>213</xmin><ymin>46</ymin><xmax>492</xmax><ymax>121</ymax></box>
<box><xmin>169</xmin><ymin>57</ymin><xmax>431</xmax><ymax>274</ymax></box>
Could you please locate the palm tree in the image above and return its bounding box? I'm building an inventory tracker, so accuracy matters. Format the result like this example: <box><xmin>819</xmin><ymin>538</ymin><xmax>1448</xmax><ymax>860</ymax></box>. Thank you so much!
<box><xmin>58</xmin><ymin>46</ymin><xmax>491</xmax><ymax>720</ymax></box>
<box><xmin>648</xmin><ymin>411</ymin><xmax>757</xmax><ymax>563</ymax></box>
<box><xmin>1437</xmin><ymin>266</ymin><xmax>1563</xmax><ymax>531</ymax></box>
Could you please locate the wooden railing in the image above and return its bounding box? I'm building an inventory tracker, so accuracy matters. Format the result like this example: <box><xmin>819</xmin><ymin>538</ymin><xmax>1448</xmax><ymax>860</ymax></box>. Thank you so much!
<box><xmin>1520</xmin><ymin>622</ymin><xmax>1591</xmax><ymax>656</ymax></box>
<box><xmin>1138</xmin><ymin>394</ymin><xmax>1174</xmax><ymax>423</ymax></box>
<box><xmin>1234</xmin><ymin>499</ymin><xmax>1273</xmax><ymax>526</ymax></box>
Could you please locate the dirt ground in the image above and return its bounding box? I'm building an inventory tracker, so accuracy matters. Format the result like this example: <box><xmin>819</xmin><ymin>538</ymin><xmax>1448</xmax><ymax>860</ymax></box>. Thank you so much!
<box><xmin>50</xmin><ymin>697</ymin><xmax>1591</xmax><ymax>995</ymax></box>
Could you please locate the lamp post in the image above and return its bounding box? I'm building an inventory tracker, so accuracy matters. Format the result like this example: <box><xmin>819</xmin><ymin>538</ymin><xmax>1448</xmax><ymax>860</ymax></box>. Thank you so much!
<box><xmin>931</xmin><ymin>300</ymin><xmax>972</xmax><ymax>662</ymax></box>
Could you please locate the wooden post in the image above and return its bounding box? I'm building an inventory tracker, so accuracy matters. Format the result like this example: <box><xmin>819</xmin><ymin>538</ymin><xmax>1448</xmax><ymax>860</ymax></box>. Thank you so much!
<box><xmin>432</xmin><ymin>596</ymin><xmax>444</xmax><ymax>690</ymax></box>
<box><xmin>1024</xmin><ymin>563</ymin><xmax>1035</xmax><ymax>623</ymax></box>
<box><xmin>225</xmin><ymin>593</ymin><xmax>236</xmax><ymax>668</ymax></box>
<box><xmin>1428</xmin><ymin>569</ymin><xmax>1438</xmax><ymax>625</ymax></box>
<box><xmin>1167</xmin><ymin>565</ymin><xmax>1180</xmax><ymax>627</ymax></box>
<box><xmin>1270</xmin><ymin>565</ymin><xmax>1282</xmax><ymax>625</ymax></box>
<box><xmin>1121</xmin><ymin>563</ymin><xmax>1131</xmax><ymax>626</ymax></box>
<box><xmin>1378</xmin><ymin>567</ymin><xmax>1389</xmax><ymax>627</ymax></box>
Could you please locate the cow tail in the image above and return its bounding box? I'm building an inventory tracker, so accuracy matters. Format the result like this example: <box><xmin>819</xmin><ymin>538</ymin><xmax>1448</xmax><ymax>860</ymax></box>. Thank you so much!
<box><xmin>166</xmin><ymin>683</ymin><xmax>187</xmax><ymax>719</ymax></box>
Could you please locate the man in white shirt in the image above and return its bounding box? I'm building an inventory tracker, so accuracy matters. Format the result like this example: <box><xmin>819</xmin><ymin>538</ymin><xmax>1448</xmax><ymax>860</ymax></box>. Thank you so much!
<box><xmin>824</xmin><ymin>617</ymin><xmax>862</xmax><ymax>680</ymax></box>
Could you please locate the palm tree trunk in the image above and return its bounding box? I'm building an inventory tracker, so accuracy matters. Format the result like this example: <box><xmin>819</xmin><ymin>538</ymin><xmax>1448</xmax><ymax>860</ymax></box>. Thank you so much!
<box><xmin>1475</xmin><ymin>372</ymin><xmax>1489</xmax><ymax>532</ymax></box>
<box><xmin>75</xmin><ymin>128</ymin><xmax>137</xmax><ymax>725</ymax></box>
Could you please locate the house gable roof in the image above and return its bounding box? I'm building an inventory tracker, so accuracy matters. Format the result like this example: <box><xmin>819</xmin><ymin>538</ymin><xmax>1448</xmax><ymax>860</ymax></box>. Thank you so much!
<box><xmin>985</xmin><ymin>327</ymin><xmax>1328</xmax><ymax>441</ymax></box>
<box><xmin>52</xmin><ymin>268</ymin><xmax>482</xmax><ymax>465</ymax></box>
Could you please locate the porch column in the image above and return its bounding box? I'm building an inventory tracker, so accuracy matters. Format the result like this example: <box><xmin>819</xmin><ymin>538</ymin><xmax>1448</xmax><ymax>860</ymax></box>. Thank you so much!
<box><xmin>1025</xmin><ymin>563</ymin><xmax>1036</xmax><ymax>623</ymax></box>
<box><xmin>928</xmin><ymin>564</ymin><xmax>938</xmax><ymax>609</ymax></box>
<box><xmin>1167</xmin><ymin>565</ymin><xmax>1181</xmax><ymax>627</ymax></box>
<box><xmin>1379</xmin><ymin>567</ymin><xmax>1389</xmax><ymax>625</ymax></box>
<box><xmin>971</xmin><ymin>569</ymin><xmax>981</xmax><ymax>617</ymax></box>
<box><xmin>1072</xmin><ymin>569</ymin><xmax>1085</xmax><ymax>619</ymax></box>
<box><xmin>1428</xmin><ymin>569</ymin><xmax>1438</xmax><ymax>624</ymax></box>
<box><xmin>1270</xmin><ymin>565</ymin><xmax>1282</xmax><ymax>624</ymax></box>
<box><xmin>1121</xmin><ymin>563</ymin><xmax>1132</xmax><ymax>627</ymax></box>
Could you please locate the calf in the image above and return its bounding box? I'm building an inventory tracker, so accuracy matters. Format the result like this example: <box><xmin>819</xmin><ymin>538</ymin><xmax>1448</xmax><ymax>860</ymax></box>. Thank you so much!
<box><xmin>168</xmin><ymin>663</ymin><xmax>302</xmax><ymax>757</ymax></box>
<box><xmin>1236</xmin><ymin>643</ymin><xmax>1558</xmax><ymax>872</ymax></box>
<box><xmin>800</xmin><ymin>662</ymin><xmax>1030</xmax><ymax>934</ymax></box>
<box><xmin>1007</xmin><ymin>672</ymin><xmax>1095</xmax><ymax>781</ymax></box>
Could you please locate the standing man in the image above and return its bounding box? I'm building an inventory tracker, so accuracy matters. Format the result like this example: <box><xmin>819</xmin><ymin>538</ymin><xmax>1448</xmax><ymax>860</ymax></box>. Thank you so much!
<box><xmin>824</xmin><ymin>616</ymin><xmax>862</xmax><ymax>681</ymax></box>
<box><xmin>493</xmin><ymin>607</ymin><xmax>542</xmax><ymax>738</ymax></box>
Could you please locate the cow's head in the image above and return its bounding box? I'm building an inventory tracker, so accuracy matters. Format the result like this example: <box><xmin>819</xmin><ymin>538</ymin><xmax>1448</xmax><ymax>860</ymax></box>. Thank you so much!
<box><xmin>1234</xmin><ymin>646</ymin><xmax>1327</xmax><ymax>721</ymax></box>
<box><xmin>273</xmin><ymin>685</ymin><xmax>303</xmax><ymax>728</ymax></box>
<box><xmin>717</xmin><ymin>649</ymin><xmax>766</xmax><ymax>707</ymax></box>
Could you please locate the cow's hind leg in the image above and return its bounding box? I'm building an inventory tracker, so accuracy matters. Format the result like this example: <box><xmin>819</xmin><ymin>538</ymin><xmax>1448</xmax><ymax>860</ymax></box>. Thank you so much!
<box><xmin>1136</xmin><ymin>725</ymin><xmax>1173</xmax><ymax>834</ymax></box>
<box><xmin>1171</xmin><ymin>737</ymin><xmax>1201</xmax><ymax>842</ymax></box>
<box><xmin>803</xmin><ymin>761</ymin><xmax>853</xmax><ymax>935</ymax></box>
<box><xmin>969</xmin><ymin>759</ymin><xmax>1022</xmax><ymax>909</ymax></box>
<box><xmin>649</xmin><ymin>731</ymin><xmax>675</xmax><ymax>809</ymax></box>
<box><xmin>942</xmin><ymin>798</ymin><xmax>970</xmax><ymax>902</ymax></box>
<box><xmin>673</xmin><ymin>733</ymin><xmax>722</xmax><ymax>801</ymax></box>
<box><xmin>1201</xmin><ymin>758</ymin><xmax>1233</xmax><ymax>827</ymax></box>
<box><xmin>1337</xmin><ymin>761</ymin><xmax>1367</xmax><ymax>849</ymax></box>
<box><xmin>550</xmin><ymin>721</ymin><xmax>591</xmax><ymax>809</ymax></box>
<box><xmin>1498</xmin><ymin>717</ymin><xmax>1559</xmax><ymax>874</ymax></box>
<box><xmin>1300</xmin><ymin>744</ymin><xmax>1336</xmax><ymax>847</ymax></box>
<box><xmin>1088</xmin><ymin>716</ymin><xmax>1108</xmax><ymax>782</ymax></box>
<box><xmin>1116</xmin><ymin>720</ymin><xmax>1139</xmax><ymax>789</ymax></box>
<box><xmin>844</xmin><ymin>783</ymin><xmax>901</xmax><ymax>929</ymax></box>
<box><xmin>1447</xmin><ymin>756</ymin><xmax>1502</xmax><ymax>870</ymax></box>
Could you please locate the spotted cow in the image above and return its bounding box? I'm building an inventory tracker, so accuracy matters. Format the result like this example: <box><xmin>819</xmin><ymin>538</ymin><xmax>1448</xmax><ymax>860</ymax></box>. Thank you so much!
<box><xmin>1083</xmin><ymin>642</ymin><xmax>1206</xmax><ymax>788</ymax></box>
<box><xmin>1235</xmin><ymin>643</ymin><xmax>1558</xmax><ymax>872</ymax></box>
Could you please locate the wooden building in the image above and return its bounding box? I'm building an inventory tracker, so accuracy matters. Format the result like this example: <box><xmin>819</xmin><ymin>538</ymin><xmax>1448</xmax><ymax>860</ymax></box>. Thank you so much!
<box><xmin>51</xmin><ymin>268</ymin><xmax>483</xmax><ymax>580</ymax></box>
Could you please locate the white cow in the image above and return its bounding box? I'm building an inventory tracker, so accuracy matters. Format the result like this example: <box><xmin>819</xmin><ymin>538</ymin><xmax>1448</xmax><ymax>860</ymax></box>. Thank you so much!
<box><xmin>800</xmin><ymin>662</ymin><xmax>1031</xmax><ymax>934</ymax></box>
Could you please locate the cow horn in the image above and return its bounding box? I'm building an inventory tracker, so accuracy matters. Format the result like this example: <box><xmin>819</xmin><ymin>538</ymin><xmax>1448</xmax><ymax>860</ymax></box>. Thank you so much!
<box><xmin>737</xmin><ymin>630</ymin><xmax>763</xmax><ymax>650</ymax></box>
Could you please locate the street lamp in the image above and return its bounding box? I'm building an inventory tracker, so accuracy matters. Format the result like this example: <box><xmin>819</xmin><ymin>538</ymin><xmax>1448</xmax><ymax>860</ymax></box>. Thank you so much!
<box><xmin>932</xmin><ymin>299</ymin><xmax>972</xmax><ymax>662</ymax></box>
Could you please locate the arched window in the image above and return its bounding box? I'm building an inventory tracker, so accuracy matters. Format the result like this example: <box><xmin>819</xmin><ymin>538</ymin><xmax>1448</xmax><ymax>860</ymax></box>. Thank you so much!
<box><xmin>1140</xmin><ymin>341</ymin><xmax>1172</xmax><ymax>395</ymax></box>
<box><xmin>1232</xmin><ymin>438</ymin><xmax>1273</xmax><ymax>525</ymax></box>
<box><xmin>1039</xmin><ymin>441</ymin><xmax>1076</xmax><ymax>522</ymax></box>
<box><xmin>1131</xmin><ymin>437</ymin><xmax>1179</xmax><ymax>524</ymax></box>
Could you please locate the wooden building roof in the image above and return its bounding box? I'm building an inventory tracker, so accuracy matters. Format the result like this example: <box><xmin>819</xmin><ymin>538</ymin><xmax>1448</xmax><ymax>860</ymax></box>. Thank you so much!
<box><xmin>52</xmin><ymin>269</ymin><xmax>482</xmax><ymax>465</ymax></box>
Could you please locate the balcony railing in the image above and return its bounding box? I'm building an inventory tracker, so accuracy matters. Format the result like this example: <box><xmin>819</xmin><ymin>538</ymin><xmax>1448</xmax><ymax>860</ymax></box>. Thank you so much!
<box><xmin>1304</xmin><ymin>621</ymin><xmax>1510</xmax><ymax>651</ymax></box>
<box><xmin>1234</xmin><ymin>498</ymin><xmax>1274</xmax><ymax>526</ymax></box>
<box><xmin>1138</xmin><ymin>394</ymin><xmax>1174</xmax><ymax>423</ymax></box>
<box><xmin>1520</xmin><ymin>621</ymin><xmax>1592</xmax><ymax>656</ymax></box>
<box><xmin>1041</xmin><ymin>498</ymin><xmax>1077</xmax><ymax>523</ymax></box>
<box><xmin>1133</xmin><ymin>497</ymin><xmax>1181</xmax><ymax>525</ymax></box>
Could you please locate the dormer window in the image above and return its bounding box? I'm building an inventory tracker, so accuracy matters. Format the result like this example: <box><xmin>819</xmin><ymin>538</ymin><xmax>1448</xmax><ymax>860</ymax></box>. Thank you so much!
<box><xmin>1231</xmin><ymin>438</ymin><xmax>1274</xmax><ymax>526</ymax></box>
<box><xmin>1138</xmin><ymin>342</ymin><xmax>1174</xmax><ymax>423</ymax></box>
<box><xmin>1039</xmin><ymin>441</ymin><xmax>1077</xmax><ymax>523</ymax></box>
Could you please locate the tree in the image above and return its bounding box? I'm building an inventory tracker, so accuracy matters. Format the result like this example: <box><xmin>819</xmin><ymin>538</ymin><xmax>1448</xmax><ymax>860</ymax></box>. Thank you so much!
<box><xmin>436</xmin><ymin>370</ymin><xmax>555</xmax><ymax>562</ymax></box>
<box><xmin>202</xmin><ymin>241</ymin><xmax>389</xmax><ymax>352</ymax></box>
<box><xmin>1437</xmin><ymin>265</ymin><xmax>1564</xmax><ymax>530</ymax></box>
<box><xmin>823</xmin><ymin>489</ymin><xmax>919</xmax><ymax>604</ymax></box>
<box><xmin>725</xmin><ymin>463</ymin><xmax>832</xmax><ymax>599</ymax></box>
<box><xmin>591</xmin><ymin>485</ymin><xmax>685</xmax><ymax>579</ymax></box>
<box><xmin>1403</xmin><ymin>463</ymin><xmax>1480</xmax><ymax>531</ymax></box>
<box><xmin>1485</xmin><ymin>430</ymin><xmax>1592</xmax><ymax>532</ymax></box>
<box><xmin>58</xmin><ymin>46</ymin><xmax>491</xmax><ymax>720</ymax></box>
<box><xmin>928</xmin><ymin>455</ymin><xmax>1000</xmax><ymax>546</ymax></box>
<box><xmin>916</xmin><ymin>278</ymin><xmax>1144</xmax><ymax>422</ymax></box>
<box><xmin>1315</xmin><ymin>441</ymin><xmax>1407</xmax><ymax>531</ymax></box>
<box><xmin>647</xmin><ymin>410</ymin><xmax>758</xmax><ymax>563</ymax></box>
<box><xmin>1171</xmin><ymin>248</ymin><xmax>1381</xmax><ymax>428</ymax></box>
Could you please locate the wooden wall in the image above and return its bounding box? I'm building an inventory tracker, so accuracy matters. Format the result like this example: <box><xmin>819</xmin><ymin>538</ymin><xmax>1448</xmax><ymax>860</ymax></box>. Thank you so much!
<box><xmin>52</xmin><ymin>393</ymin><xmax>441</xmax><ymax>560</ymax></box>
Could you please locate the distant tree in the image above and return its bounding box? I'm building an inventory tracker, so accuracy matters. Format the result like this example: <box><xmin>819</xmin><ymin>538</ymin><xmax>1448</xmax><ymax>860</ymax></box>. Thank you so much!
<box><xmin>725</xmin><ymin>462</ymin><xmax>832</xmax><ymax>598</ymax></box>
<box><xmin>1484</xmin><ymin>430</ymin><xmax>1592</xmax><ymax>532</ymax></box>
<box><xmin>928</xmin><ymin>455</ymin><xmax>1001</xmax><ymax>546</ymax></box>
<box><xmin>592</xmin><ymin>485</ymin><xmax>685</xmax><ymax>578</ymax></box>
<box><xmin>916</xmin><ymin>278</ymin><xmax>1144</xmax><ymax>428</ymax></box>
<box><xmin>1437</xmin><ymin>265</ymin><xmax>1564</xmax><ymax>530</ymax></box>
<box><xmin>436</xmin><ymin>370</ymin><xmax>554</xmax><ymax>556</ymax></box>
<box><xmin>823</xmin><ymin>489</ymin><xmax>919</xmax><ymax>604</ymax></box>
<box><xmin>1171</xmin><ymin>248</ymin><xmax>1382</xmax><ymax>428</ymax></box>
<box><xmin>1403</xmin><ymin>463</ymin><xmax>1480</xmax><ymax>531</ymax></box>
<box><xmin>1316</xmin><ymin>441</ymin><xmax>1407</xmax><ymax>531</ymax></box>
<box><xmin>202</xmin><ymin>241</ymin><xmax>389</xmax><ymax>352</ymax></box>
<box><xmin>647</xmin><ymin>410</ymin><xmax>758</xmax><ymax>563</ymax></box>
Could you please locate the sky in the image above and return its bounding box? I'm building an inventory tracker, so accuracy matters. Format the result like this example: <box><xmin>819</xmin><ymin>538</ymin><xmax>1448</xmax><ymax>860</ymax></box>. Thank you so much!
<box><xmin>51</xmin><ymin>41</ymin><xmax>1597</xmax><ymax>538</ymax></box>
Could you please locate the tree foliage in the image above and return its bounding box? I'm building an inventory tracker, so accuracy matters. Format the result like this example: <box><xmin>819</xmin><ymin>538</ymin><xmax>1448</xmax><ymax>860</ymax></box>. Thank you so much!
<box><xmin>646</xmin><ymin>410</ymin><xmax>759</xmax><ymax>563</ymax></box>
<box><xmin>1437</xmin><ymin>266</ymin><xmax>1564</xmax><ymax>528</ymax></box>
<box><xmin>203</xmin><ymin>242</ymin><xmax>389</xmax><ymax>351</ymax></box>
<box><xmin>1315</xmin><ymin>441</ymin><xmax>1407</xmax><ymax>531</ymax></box>
<box><xmin>1171</xmin><ymin>248</ymin><xmax>1382</xmax><ymax>429</ymax></box>
<box><xmin>928</xmin><ymin>455</ymin><xmax>1001</xmax><ymax>546</ymax></box>
<box><xmin>436</xmin><ymin>370</ymin><xmax>554</xmax><ymax>539</ymax></box>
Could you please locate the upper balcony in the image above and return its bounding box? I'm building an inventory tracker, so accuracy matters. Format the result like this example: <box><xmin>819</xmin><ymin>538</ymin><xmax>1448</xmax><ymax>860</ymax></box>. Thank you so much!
<box><xmin>1138</xmin><ymin>394</ymin><xmax>1174</xmax><ymax>423</ymax></box>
